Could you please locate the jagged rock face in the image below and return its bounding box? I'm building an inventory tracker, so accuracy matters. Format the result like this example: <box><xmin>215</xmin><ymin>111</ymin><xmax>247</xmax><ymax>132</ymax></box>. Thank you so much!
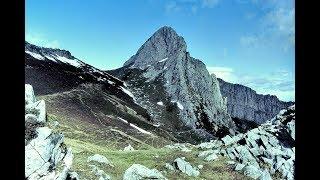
<box><xmin>195</xmin><ymin>105</ymin><xmax>295</xmax><ymax>179</ymax></box>
<box><xmin>25</xmin><ymin>41</ymin><xmax>77</xmax><ymax>63</ymax></box>
<box><xmin>218</xmin><ymin>78</ymin><xmax>294</xmax><ymax>124</ymax></box>
<box><xmin>118</xmin><ymin>26</ymin><xmax>235</xmax><ymax>139</ymax></box>
<box><xmin>25</xmin><ymin>84</ymin><xmax>77</xmax><ymax>180</ymax></box>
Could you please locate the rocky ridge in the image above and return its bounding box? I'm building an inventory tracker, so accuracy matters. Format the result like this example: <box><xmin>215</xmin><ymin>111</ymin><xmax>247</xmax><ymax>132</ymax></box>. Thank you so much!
<box><xmin>195</xmin><ymin>104</ymin><xmax>295</xmax><ymax>179</ymax></box>
<box><xmin>218</xmin><ymin>78</ymin><xmax>294</xmax><ymax>124</ymax></box>
<box><xmin>111</xmin><ymin>26</ymin><xmax>235</xmax><ymax>139</ymax></box>
<box><xmin>25</xmin><ymin>84</ymin><xmax>78</xmax><ymax>180</ymax></box>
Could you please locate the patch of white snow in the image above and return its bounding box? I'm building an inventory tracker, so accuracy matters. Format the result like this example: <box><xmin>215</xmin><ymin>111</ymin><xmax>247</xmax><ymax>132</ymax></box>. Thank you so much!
<box><xmin>118</xmin><ymin>117</ymin><xmax>152</xmax><ymax>135</ymax></box>
<box><xmin>121</xmin><ymin>87</ymin><xmax>135</xmax><ymax>100</ymax></box>
<box><xmin>171</xmin><ymin>101</ymin><xmax>184</xmax><ymax>110</ymax></box>
<box><xmin>177</xmin><ymin>102</ymin><xmax>184</xmax><ymax>110</ymax></box>
<box><xmin>44</xmin><ymin>55</ymin><xmax>57</xmax><ymax>61</ymax></box>
<box><xmin>55</xmin><ymin>55</ymin><xmax>82</xmax><ymax>67</ymax></box>
<box><xmin>157</xmin><ymin>102</ymin><xmax>164</xmax><ymax>106</ymax></box>
<box><xmin>25</xmin><ymin>51</ymin><xmax>45</xmax><ymax>60</ymax></box>
<box><xmin>107</xmin><ymin>80</ymin><xmax>115</xmax><ymax>85</ymax></box>
<box><xmin>118</xmin><ymin>117</ymin><xmax>128</xmax><ymax>124</ymax></box>
<box><xmin>129</xmin><ymin>123</ymin><xmax>152</xmax><ymax>135</ymax></box>
<box><xmin>158</xmin><ymin>57</ymin><xmax>168</xmax><ymax>63</ymax></box>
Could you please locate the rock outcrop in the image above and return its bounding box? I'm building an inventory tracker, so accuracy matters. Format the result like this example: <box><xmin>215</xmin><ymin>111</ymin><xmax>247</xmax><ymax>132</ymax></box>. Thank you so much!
<box><xmin>25</xmin><ymin>84</ymin><xmax>78</xmax><ymax>180</ymax></box>
<box><xmin>218</xmin><ymin>78</ymin><xmax>294</xmax><ymax>124</ymax></box>
<box><xmin>111</xmin><ymin>26</ymin><xmax>235</xmax><ymax>140</ymax></box>
<box><xmin>123</xmin><ymin>164</ymin><xmax>167</xmax><ymax>180</ymax></box>
<box><xmin>195</xmin><ymin>105</ymin><xmax>295</xmax><ymax>179</ymax></box>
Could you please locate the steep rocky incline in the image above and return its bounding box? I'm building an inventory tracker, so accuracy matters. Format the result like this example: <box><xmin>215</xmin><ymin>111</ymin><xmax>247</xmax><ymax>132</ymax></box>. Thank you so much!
<box><xmin>25</xmin><ymin>41</ymin><xmax>125</xmax><ymax>96</ymax></box>
<box><xmin>218</xmin><ymin>78</ymin><xmax>294</xmax><ymax>124</ymax></box>
<box><xmin>25</xmin><ymin>84</ymin><xmax>78</xmax><ymax>180</ymax></box>
<box><xmin>195</xmin><ymin>104</ymin><xmax>295</xmax><ymax>179</ymax></box>
<box><xmin>25</xmin><ymin>41</ymin><xmax>180</xmax><ymax>145</ymax></box>
<box><xmin>109</xmin><ymin>26</ymin><xmax>236</xmax><ymax>141</ymax></box>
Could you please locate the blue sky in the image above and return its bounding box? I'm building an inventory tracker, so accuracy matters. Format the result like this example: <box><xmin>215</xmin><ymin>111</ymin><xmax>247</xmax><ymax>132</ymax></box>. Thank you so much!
<box><xmin>26</xmin><ymin>0</ymin><xmax>295</xmax><ymax>101</ymax></box>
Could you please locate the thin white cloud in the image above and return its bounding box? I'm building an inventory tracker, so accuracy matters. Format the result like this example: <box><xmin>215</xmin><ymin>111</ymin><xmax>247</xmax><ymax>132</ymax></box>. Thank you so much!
<box><xmin>164</xmin><ymin>0</ymin><xmax>220</xmax><ymax>14</ymax></box>
<box><xmin>207</xmin><ymin>66</ymin><xmax>295</xmax><ymax>101</ymax></box>
<box><xmin>207</xmin><ymin>66</ymin><xmax>237</xmax><ymax>83</ymax></box>
<box><xmin>240</xmin><ymin>36</ymin><xmax>259</xmax><ymax>48</ymax></box>
<box><xmin>240</xmin><ymin>0</ymin><xmax>295</xmax><ymax>51</ymax></box>
<box><xmin>165</xmin><ymin>1</ymin><xmax>181</xmax><ymax>13</ymax></box>
<box><xmin>26</xmin><ymin>33</ymin><xmax>60</xmax><ymax>48</ymax></box>
<box><xmin>201</xmin><ymin>0</ymin><xmax>219</xmax><ymax>8</ymax></box>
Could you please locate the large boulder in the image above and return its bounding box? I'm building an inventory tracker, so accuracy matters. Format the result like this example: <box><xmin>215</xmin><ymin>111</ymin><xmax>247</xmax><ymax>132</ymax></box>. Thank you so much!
<box><xmin>87</xmin><ymin>154</ymin><xmax>113</xmax><ymax>167</ymax></box>
<box><xmin>173</xmin><ymin>158</ymin><xmax>200</xmax><ymax>177</ymax></box>
<box><xmin>123</xmin><ymin>164</ymin><xmax>167</xmax><ymax>180</ymax></box>
<box><xmin>25</xmin><ymin>84</ymin><xmax>78</xmax><ymax>180</ymax></box>
<box><xmin>195</xmin><ymin>105</ymin><xmax>295</xmax><ymax>180</ymax></box>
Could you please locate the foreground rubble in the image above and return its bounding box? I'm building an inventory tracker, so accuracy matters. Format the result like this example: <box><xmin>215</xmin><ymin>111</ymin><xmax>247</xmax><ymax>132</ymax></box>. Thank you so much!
<box><xmin>196</xmin><ymin>105</ymin><xmax>295</xmax><ymax>179</ymax></box>
<box><xmin>25</xmin><ymin>84</ymin><xmax>78</xmax><ymax>180</ymax></box>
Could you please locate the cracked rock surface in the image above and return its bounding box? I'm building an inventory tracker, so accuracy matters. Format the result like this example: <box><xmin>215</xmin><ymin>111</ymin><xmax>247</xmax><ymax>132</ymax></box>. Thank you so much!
<box><xmin>25</xmin><ymin>84</ymin><xmax>78</xmax><ymax>180</ymax></box>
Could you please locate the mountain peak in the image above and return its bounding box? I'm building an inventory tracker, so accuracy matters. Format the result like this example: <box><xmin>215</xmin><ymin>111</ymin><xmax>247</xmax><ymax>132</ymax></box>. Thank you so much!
<box><xmin>153</xmin><ymin>26</ymin><xmax>179</xmax><ymax>38</ymax></box>
<box><xmin>123</xmin><ymin>26</ymin><xmax>187</xmax><ymax>68</ymax></box>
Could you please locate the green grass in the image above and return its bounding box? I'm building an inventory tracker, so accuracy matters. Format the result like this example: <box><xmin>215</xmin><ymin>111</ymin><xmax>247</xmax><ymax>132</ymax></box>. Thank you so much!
<box><xmin>46</xmin><ymin>112</ymin><xmax>250</xmax><ymax>180</ymax></box>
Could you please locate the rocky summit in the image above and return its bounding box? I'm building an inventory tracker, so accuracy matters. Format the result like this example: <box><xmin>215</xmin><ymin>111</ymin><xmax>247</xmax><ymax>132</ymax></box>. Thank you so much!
<box><xmin>110</xmin><ymin>26</ymin><xmax>236</xmax><ymax>140</ymax></box>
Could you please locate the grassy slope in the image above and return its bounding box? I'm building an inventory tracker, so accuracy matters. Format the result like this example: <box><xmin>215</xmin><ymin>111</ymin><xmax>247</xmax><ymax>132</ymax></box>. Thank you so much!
<box><xmin>47</xmin><ymin>112</ymin><xmax>250</xmax><ymax>180</ymax></box>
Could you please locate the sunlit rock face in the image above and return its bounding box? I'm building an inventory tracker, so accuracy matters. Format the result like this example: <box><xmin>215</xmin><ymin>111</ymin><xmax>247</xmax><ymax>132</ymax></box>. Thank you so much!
<box><xmin>119</xmin><ymin>26</ymin><xmax>236</xmax><ymax>139</ymax></box>
<box><xmin>218</xmin><ymin>78</ymin><xmax>294</xmax><ymax>124</ymax></box>
<box><xmin>25</xmin><ymin>84</ymin><xmax>78</xmax><ymax>180</ymax></box>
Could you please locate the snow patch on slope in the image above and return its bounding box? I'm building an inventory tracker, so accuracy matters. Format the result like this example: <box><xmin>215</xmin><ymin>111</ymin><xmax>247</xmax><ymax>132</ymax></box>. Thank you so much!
<box><xmin>121</xmin><ymin>87</ymin><xmax>135</xmax><ymax>100</ymax></box>
<box><xmin>129</xmin><ymin>123</ymin><xmax>152</xmax><ymax>135</ymax></box>
<box><xmin>55</xmin><ymin>55</ymin><xmax>82</xmax><ymax>67</ymax></box>
<box><xmin>107</xmin><ymin>80</ymin><xmax>115</xmax><ymax>85</ymax></box>
<box><xmin>157</xmin><ymin>102</ymin><xmax>164</xmax><ymax>106</ymax></box>
<box><xmin>171</xmin><ymin>101</ymin><xmax>184</xmax><ymax>110</ymax></box>
<box><xmin>158</xmin><ymin>57</ymin><xmax>168</xmax><ymax>63</ymax></box>
<box><xmin>44</xmin><ymin>55</ymin><xmax>56</xmax><ymax>61</ymax></box>
<box><xmin>25</xmin><ymin>51</ymin><xmax>45</xmax><ymax>60</ymax></box>
<box><xmin>118</xmin><ymin>117</ymin><xmax>152</xmax><ymax>135</ymax></box>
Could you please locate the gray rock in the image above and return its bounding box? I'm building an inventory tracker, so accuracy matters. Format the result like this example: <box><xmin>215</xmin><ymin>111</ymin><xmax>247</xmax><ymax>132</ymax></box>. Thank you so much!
<box><xmin>87</xmin><ymin>154</ymin><xmax>113</xmax><ymax>166</ymax></box>
<box><xmin>227</xmin><ymin>161</ymin><xmax>236</xmax><ymax>165</ymax></box>
<box><xmin>222</xmin><ymin>135</ymin><xmax>234</xmax><ymax>146</ymax></box>
<box><xmin>235</xmin><ymin>145</ymin><xmax>259</xmax><ymax>167</ymax></box>
<box><xmin>165</xmin><ymin>143</ymin><xmax>191</xmax><ymax>152</ymax></box>
<box><xmin>123</xmin><ymin>164</ymin><xmax>167</xmax><ymax>180</ymax></box>
<box><xmin>122</xmin><ymin>26</ymin><xmax>236</xmax><ymax>137</ymax></box>
<box><xmin>89</xmin><ymin>164</ymin><xmax>111</xmax><ymax>180</ymax></box>
<box><xmin>174</xmin><ymin>158</ymin><xmax>200</xmax><ymax>177</ymax></box>
<box><xmin>25</xmin><ymin>84</ymin><xmax>78</xmax><ymax>180</ymax></box>
<box><xmin>235</xmin><ymin>163</ymin><xmax>246</xmax><ymax>171</ymax></box>
<box><xmin>196</xmin><ymin>140</ymin><xmax>222</xmax><ymax>149</ymax></box>
<box><xmin>198</xmin><ymin>149</ymin><xmax>216</xmax><ymax>158</ymax></box>
<box><xmin>218</xmin><ymin>78</ymin><xmax>294</xmax><ymax>124</ymax></box>
<box><xmin>287</xmin><ymin>120</ymin><xmax>295</xmax><ymax>140</ymax></box>
<box><xmin>243</xmin><ymin>165</ymin><xmax>262</xmax><ymax>179</ymax></box>
<box><xmin>25</xmin><ymin>114</ymin><xmax>38</xmax><ymax>124</ymax></box>
<box><xmin>25</xmin><ymin>100</ymin><xmax>46</xmax><ymax>123</ymax></box>
<box><xmin>204</xmin><ymin>153</ymin><xmax>218</xmax><ymax>161</ymax></box>
<box><xmin>258</xmin><ymin>169</ymin><xmax>272</xmax><ymax>180</ymax></box>
<box><xmin>123</xmin><ymin>144</ymin><xmax>135</xmax><ymax>151</ymax></box>
<box><xmin>165</xmin><ymin>163</ymin><xmax>175</xmax><ymax>171</ymax></box>
<box><xmin>25</xmin><ymin>84</ymin><xmax>36</xmax><ymax>105</ymax></box>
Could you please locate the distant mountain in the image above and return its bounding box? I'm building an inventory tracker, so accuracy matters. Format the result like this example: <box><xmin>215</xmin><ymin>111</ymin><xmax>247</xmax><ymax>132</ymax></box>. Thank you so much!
<box><xmin>25</xmin><ymin>39</ymin><xmax>217</xmax><ymax>144</ymax></box>
<box><xmin>109</xmin><ymin>26</ymin><xmax>236</xmax><ymax>140</ymax></box>
<box><xmin>218</xmin><ymin>77</ymin><xmax>294</xmax><ymax>124</ymax></box>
